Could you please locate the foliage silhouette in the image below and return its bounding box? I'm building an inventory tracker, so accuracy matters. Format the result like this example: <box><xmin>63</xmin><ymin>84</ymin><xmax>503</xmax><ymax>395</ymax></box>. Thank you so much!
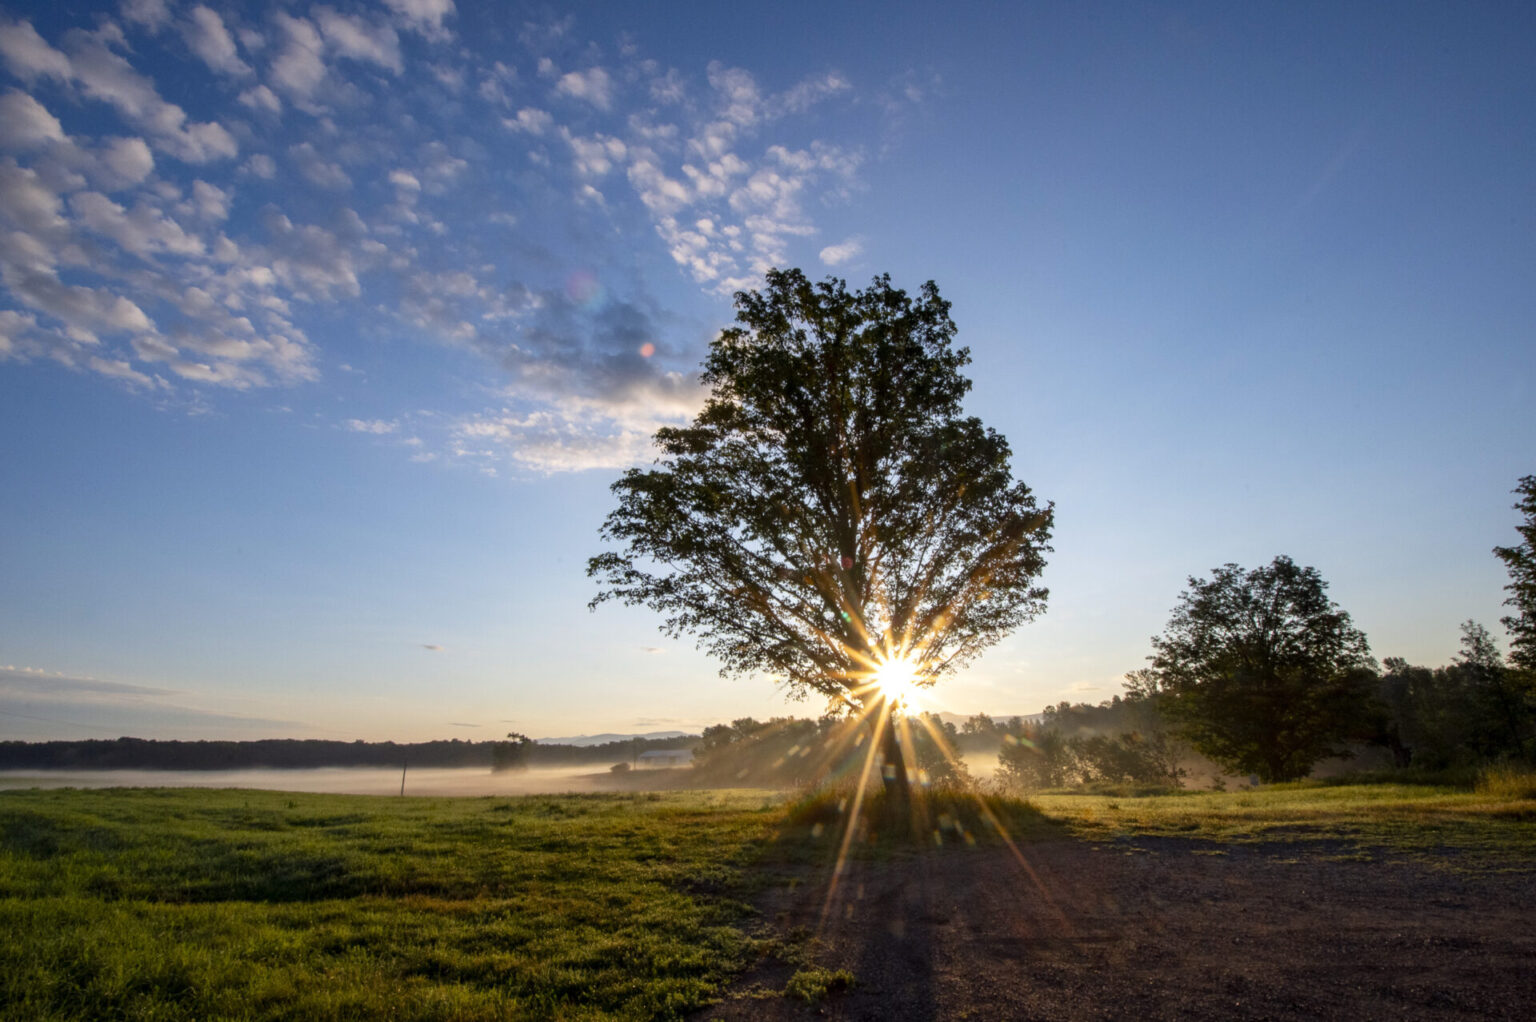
<box><xmin>1142</xmin><ymin>556</ymin><xmax>1378</xmax><ymax>782</ymax></box>
<box><xmin>590</xmin><ymin>269</ymin><xmax>1052</xmax><ymax>799</ymax></box>
<box><xmin>1493</xmin><ymin>474</ymin><xmax>1536</xmax><ymax>673</ymax></box>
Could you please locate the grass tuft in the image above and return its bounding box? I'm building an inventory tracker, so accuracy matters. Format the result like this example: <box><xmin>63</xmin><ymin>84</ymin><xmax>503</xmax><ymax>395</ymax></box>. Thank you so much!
<box><xmin>783</xmin><ymin>966</ymin><xmax>854</xmax><ymax>1003</ymax></box>
<box><xmin>782</xmin><ymin>783</ymin><xmax>1060</xmax><ymax>852</ymax></box>
<box><xmin>1475</xmin><ymin>764</ymin><xmax>1536</xmax><ymax>800</ymax></box>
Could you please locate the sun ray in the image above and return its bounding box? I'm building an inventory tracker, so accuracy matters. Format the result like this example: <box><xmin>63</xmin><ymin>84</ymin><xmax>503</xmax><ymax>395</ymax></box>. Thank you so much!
<box><xmin>900</xmin><ymin>705</ymin><xmax>1076</xmax><ymax>932</ymax></box>
<box><xmin>817</xmin><ymin>700</ymin><xmax>890</xmax><ymax>933</ymax></box>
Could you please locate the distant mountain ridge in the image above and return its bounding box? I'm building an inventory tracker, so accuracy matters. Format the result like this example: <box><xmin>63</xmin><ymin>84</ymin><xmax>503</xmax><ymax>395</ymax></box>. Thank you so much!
<box><xmin>535</xmin><ymin>731</ymin><xmax>691</xmax><ymax>747</ymax></box>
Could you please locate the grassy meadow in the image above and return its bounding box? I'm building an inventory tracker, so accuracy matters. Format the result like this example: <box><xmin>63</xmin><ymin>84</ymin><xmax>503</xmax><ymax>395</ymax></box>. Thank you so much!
<box><xmin>0</xmin><ymin>787</ymin><xmax>795</xmax><ymax>1021</ymax></box>
<box><xmin>1029</xmin><ymin>777</ymin><xmax>1536</xmax><ymax>869</ymax></box>
<box><xmin>2</xmin><ymin>776</ymin><xmax>1534</xmax><ymax>1019</ymax></box>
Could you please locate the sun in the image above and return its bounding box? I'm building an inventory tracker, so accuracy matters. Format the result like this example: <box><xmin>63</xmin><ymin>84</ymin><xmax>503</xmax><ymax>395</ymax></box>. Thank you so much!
<box><xmin>872</xmin><ymin>656</ymin><xmax>924</xmax><ymax>710</ymax></box>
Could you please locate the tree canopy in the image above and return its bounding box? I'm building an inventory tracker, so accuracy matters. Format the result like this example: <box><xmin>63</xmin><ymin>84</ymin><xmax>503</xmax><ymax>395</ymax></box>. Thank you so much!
<box><xmin>589</xmin><ymin>269</ymin><xmax>1053</xmax><ymax>722</ymax></box>
<box><xmin>1143</xmin><ymin>556</ymin><xmax>1378</xmax><ymax>782</ymax></box>
<box><xmin>1493</xmin><ymin>474</ymin><xmax>1536</xmax><ymax>673</ymax></box>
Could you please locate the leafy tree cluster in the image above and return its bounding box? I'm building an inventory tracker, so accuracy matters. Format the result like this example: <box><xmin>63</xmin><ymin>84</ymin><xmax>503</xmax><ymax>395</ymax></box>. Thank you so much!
<box><xmin>689</xmin><ymin>713</ymin><xmax>970</xmax><ymax>789</ymax></box>
<box><xmin>953</xmin><ymin>713</ymin><xmax>1034</xmax><ymax>754</ymax></box>
<box><xmin>1039</xmin><ymin>693</ymin><xmax>1164</xmax><ymax>737</ymax></box>
<box><xmin>690</xmin><ymin>717</ymin><xmax>843</xmax><ymax>787</ymax></box>
<box><xmin>1137</xmin><ymin>556</ymin><xmax>1380</xmax><ymax>782</ymax></box>
<box><xmin>1374</xmin><ymin>622</ymin><xmax>1534</xmax><ymax>768</ymax></box>
<box><xmin>1493</xmin><ymin>475</ymin><xmax>1536</xmax><ymax>673</ymax></box>
<box><xmin>528</xmin><ymin>734</ymin><xmax>696</xmax><ymax>766</ymax></box>
<box><xmin>995</xmin><ymin>727</ymin><xmax>1075</xmax><ymax>789</ymax></box>
<box><xmin>996</xmin><ymin>718</ymin><xmax>1185</xmax><ymax>791</ymax></box>
<box><xmin>1126</xmin><ymin>474</ymin><xmax>1536</xmax><ymax>785</ymax></box>
<box><xmin>490</xmin><ymin>732</ymin><xmax>534</xmax><ymax>772</ymax></box>
<box><xmin>908</xmin><ymin>713</ymin><xmax>970</xmax><ymax>786</ymax></box>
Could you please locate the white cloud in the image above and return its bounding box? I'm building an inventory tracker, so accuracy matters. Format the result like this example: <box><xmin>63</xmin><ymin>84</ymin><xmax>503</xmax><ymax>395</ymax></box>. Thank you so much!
<box><xmin>182</xmin><ymin>5</ymin><xmax>251</xmax><ymax>76</ymax></box>
<box><xmin>819</xmin><ymin>236</ymin><xmax>863</xmax><ymax>266</ymax></box>
<box><xmin>316</xmin><ymin>7</ymin><xmax>403</xmax><ymax>74</ymax></box>
<box><xmin>119</xmin><ymin>0</ymin><xmax>171</xmax><ymax>33</ymax></box>
<box><xmin>191</xmin><ymin>179</ymin><xmax>229</xmax><ymax>220</ymax></box>
<box><xmin>776</xmin><ymin>70</ymin><xmax>851</xmax><ymax>115</ymax></box>
<box><xmin>238</xmin><ymin>84</ymin><xmax>282</xmax><ymax>114</ymax></box>
<box><xmin>70</xmin><ymin>190</ymin><xmax>206</xmax><ymax>258</ymax></box>
<box><xmin>2</xmin><ymin>23</ymin><xmax>239</xmax><ymax>164</ymax></box>
<box><xmin>504</xmin><ymin>106</ymin><xmax>551</xmax><ymax>135</ymax></box>
<box><xmin>345</xmin><ymin>418</ymin><xmax>397</xmax><ymax>434</ymax></box>
<box><xmin>243</xmin><ymin>152</ymin><xmax>276</xmax><ymax>178</ymax></box>
<box><xmin>627</xmin><ymin>152</ymin><xmax>690</xmax><ymax>215</ymax></box>
<box><xmin>477</xmin><ymin>61</ymin><xmax>516</xmax><ymax>105</ymax></box>
<box><xmin>88</xmin><ymin>353</ymin><xmax>155</xmax><ymax>386</ymax></box>
<box><xmin>707</xmin><ymin>62</ymin><xmax>762</xmax><ymax>127</ymax></box>
<box><xmin>0</xmin><ymin>7</ymin><xmax>874</xmax><ymax>439</ymax></box>
<box><xmin>0</xmin><ymin>19</ymin><xmax>72</xmax><ymax>82</ymax></box>
<box><xmin>381</xmin><ymin>0</ymin><xmax>456</xmax><ymax>41</ymax></box>
<box><xmin>0</xmin><ymin>308</ymin><xmax>37</xmax><ymax>357</ymax></box>
<box><xmin>555</xmin><ymin>66</ymin><xmax>612</xmax><ymax>109</ymax></box>
<box><xmin>0</xmin><ymin>157</ymin><xmax>68</xmax><ymax>235</ymax></box>
<box><xmin>566</xmin><ymin>131</ymin><xmax>626</xmax><ymax>178</ymax></box>
<box><xmin>100</xmin><ymin>136</ymin><xmax>155</xmax><ymax>187</ymax></box>
<box><xmin>0</xmin><ymin>664</ymin><xmax>301</xmax><ymax>736</ymax></box>
<box><xmin>648</xmin><ymin>67</ymin><xmax>685</xmax><ymax>105</ymax></box>
<box><xmin>451</xmin><ymin>385</ymin><xmax>707</xmax><ymax>474</ymax></box>
<box><xmin>268</xmin><ymin>13</ymin><xmax>326</xmax><ymax>103</ymax></box>
<box><xmin>257</xmin><ymin>210</ymin><xmax>362</xmax><ymax>301</ymax></box>
<box><xmin>0</xmin><ymin>89</ymin><xmax>65</xmax><ymax>149</ymax></box>
<box><xmin>0</xmin><ymin>249</ymin><xmax>156</xmax><ymax>342</ymax></box>
<box><xmin>288</xmin><ymin>142</ymin><xmax>351</xmax><ymax>189</ymax></box>
<box><xmin>0</xmin><ymin>664</ymin><xmax>175</xmax><ymax>698</ymax></box>
<box><xmin>418</xmin><ymin>142</ymin><xmax>466</xmax><ymax>192</ymax></box>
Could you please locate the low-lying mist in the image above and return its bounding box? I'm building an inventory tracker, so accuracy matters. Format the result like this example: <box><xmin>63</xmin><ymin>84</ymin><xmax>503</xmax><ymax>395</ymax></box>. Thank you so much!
<box><xmin>0</xmin><ymin>765</ymin><xmax>631</xmax><ymax>797</ymax></box>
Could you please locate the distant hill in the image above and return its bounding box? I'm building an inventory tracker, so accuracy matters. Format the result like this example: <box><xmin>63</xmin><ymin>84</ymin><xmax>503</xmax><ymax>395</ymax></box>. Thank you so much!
<box><xmin>535</xmin><ymin>731</ymin><xmax>691</xmax><ymax>747</ymax></box>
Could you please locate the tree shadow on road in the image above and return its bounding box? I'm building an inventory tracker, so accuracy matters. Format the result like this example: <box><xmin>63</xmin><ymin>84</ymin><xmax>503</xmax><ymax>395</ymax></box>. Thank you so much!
<box><xmin>697</xmin><ymin>789</ymin><xmax>1074</xmax><ymax>1020</ymax></box>
<box><xmin>699</xmin><ymin>786</ymin><xmax>1536</xmax><ymax>1021</ymax></box>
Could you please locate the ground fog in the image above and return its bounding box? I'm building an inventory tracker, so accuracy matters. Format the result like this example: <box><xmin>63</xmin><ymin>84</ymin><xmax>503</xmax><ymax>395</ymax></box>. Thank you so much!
<box><xmin>0</xmin><ymin>765</ymin><xmax>615</xmax><ymax>796</ymax></box>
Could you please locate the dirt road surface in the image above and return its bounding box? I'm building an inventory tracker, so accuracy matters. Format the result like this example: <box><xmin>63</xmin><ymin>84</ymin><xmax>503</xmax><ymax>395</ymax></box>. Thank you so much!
<box><xmin>701</xmin><ymin>836</ymin><xmax>1536</xmax><ymax>1020</ymax></box>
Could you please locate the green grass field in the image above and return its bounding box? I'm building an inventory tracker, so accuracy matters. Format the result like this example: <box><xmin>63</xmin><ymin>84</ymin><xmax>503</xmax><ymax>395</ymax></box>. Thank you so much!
<box><xmin>0</xmin><ymin>788</ymin><xmax>794</xmax><ymax>1021</ymax></box>
<box><xmin>2</xmin><ymin>778</ymin><xmax>1533</xmax><ymax>1020</ymax></box>
<box><xmin>1030</xmin><ymin>778</ymin><xmax>1536</xmax><ymax>869</ymax></box>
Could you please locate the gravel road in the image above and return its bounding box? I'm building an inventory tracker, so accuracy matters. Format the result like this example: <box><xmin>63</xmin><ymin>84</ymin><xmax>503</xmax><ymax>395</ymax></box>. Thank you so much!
<box><xmin>702</xmin><ymin>835</ymin><xmax>1536</xmax><ymax>1020</ymax></box>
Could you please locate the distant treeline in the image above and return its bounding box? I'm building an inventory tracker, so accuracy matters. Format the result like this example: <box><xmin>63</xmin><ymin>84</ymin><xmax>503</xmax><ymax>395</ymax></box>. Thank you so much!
<box><xmin>689</xmin><ymin>714</ymin><xmax>967</xmax><ymax>789</ymax></box>
<box><xmin>0</xmin><ymin>734</ymin><xmax>697</xmax><ymax>772</ymax></box>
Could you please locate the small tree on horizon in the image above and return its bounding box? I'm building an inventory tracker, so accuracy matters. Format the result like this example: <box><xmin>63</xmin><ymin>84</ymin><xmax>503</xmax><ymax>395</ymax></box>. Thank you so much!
<box><xmin>490</xmin><ymin>732</ymin><xmax>534</xmax><ymax>773</ymax></box>
<box><xmin>589</xmin><ymin>269</ymin><xmax>1053</xmax><ymax>804</ymax></box>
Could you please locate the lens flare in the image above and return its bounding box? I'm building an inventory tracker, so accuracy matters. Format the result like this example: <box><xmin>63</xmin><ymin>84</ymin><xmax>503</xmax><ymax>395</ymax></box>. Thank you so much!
<box><xmin>564</xmin><ymin>269</ymin><xmax>604</xmax><ymax>309</ymax></box>
<box><xmin>872</xmin><ymin>656</ymin><xmax>922</xmax><ymax>709</ymax></box>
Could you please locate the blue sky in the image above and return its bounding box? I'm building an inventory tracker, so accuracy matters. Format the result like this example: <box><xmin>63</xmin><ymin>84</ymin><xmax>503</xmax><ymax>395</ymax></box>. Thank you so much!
<box><xmin>1</xmin><ymin>0</ymin><xmax>1531</xmax><ymax>742</ymax></box>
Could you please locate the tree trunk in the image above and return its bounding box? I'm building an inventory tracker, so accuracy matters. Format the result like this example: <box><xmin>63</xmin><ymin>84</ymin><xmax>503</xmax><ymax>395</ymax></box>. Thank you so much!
<box><xmin>879</xmin><ymin>718</ymin><xmax>912</xmax><ymax>816</ymax></box>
